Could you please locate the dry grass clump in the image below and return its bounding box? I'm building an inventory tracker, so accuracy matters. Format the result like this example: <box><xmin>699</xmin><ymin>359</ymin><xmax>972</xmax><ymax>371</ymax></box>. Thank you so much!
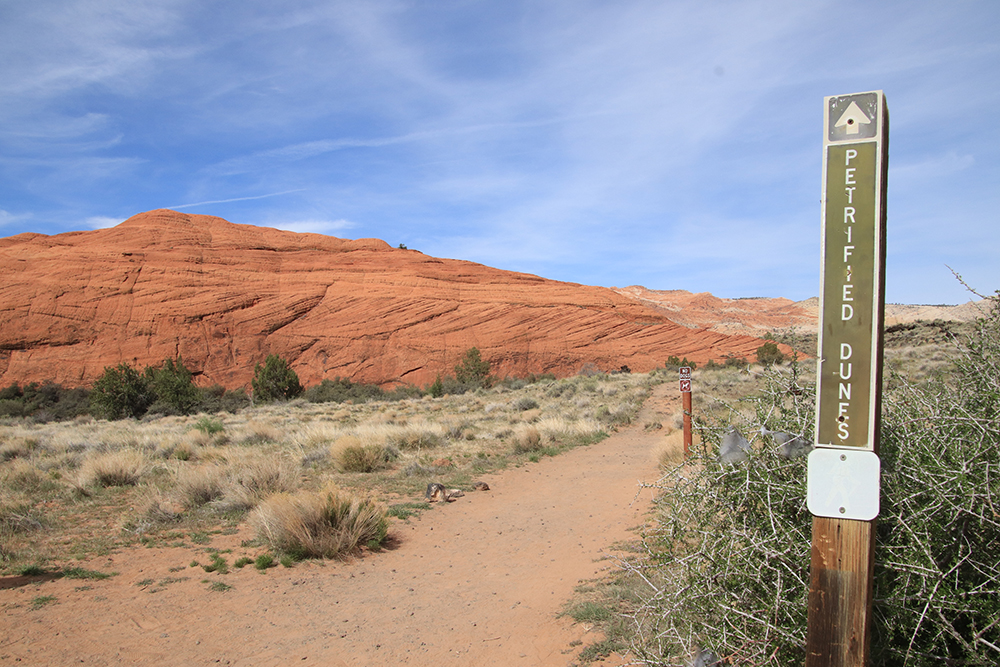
<box><xmin>236</xmin><ymin>421</ymin><xmax>284</xmax><ymax>446</ymax></box>
<box><xmin>154</xmin><ymin>435</ymin><xmax>200</xmax><ymax>461</ymax></box>
<box><xmin>511</xmin><ymin>426</ymin><xmax>542</xmax><ymax>453</ymax></box>
<box><xmin>534</xmin><ymin>416</ymin><xmax>603</xmax><ymax>442</ymax></box>
<box><xmin>0</xmin><ymin>501</ymin><xmax>46</xmax><ymax>565</ymax></box>
<box><xmin>218</xmin><ymin>457</ymin><xmax>299</xmax><ymax>511</ymax></box>
<box><xmin>329</xmin><ymin>435</ymin><xmax>395</xmax><ymax>473</ymax></box>
<box><xmin>653</xmin><ymin>430</ymin><xmax>690</xmax><ymax>468</ymax></box>
<box><xmin>78</xmin><ymin>449</ymin><xmax>148</xmax><ymax>487</ymax></box>
<box><xmin>1</xmin><ymin>459</ymin><xmax>59</xmax><ymax>495</ymax></box>
<box><xmin>174</xmin><ymin>465</ymin><xmax>226</xmax><ymax>508</ymax></box>
<box><xmin>0</xmin><ymin>438</ymin><xmax>39</xmax><ymax>462</ymax></box>
<box><xmin>251</xmin><ymin>483</ymin><xmax>388</xmax><ymax>558</ymax></box>
<box><xmin>121</xmin><ymin>490</ymin><xmax>182</xmax><ymax>535</ymax></box>
<box><xmin>381</xmin><ymin>423</ymin><xmax>443</xmax><ymax>451</ymax></box>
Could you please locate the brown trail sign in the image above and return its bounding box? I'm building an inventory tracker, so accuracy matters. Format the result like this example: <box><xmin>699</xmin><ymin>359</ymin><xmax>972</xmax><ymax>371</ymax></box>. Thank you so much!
<box><xmin>806</xmin><ymin>91</ymin><xmax>888</xmax><ymax>666</ymax></box>
<box><xmin>679</xmin><ymin>367</ymin><xmax>692</xmax><ymax>457</ymax></box>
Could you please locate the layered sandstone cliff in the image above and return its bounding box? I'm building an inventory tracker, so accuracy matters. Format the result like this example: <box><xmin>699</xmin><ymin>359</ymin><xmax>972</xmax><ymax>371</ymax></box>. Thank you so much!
<box><xmin>0</xmin><ymin>210</ymin><xmax>784</xmax><ymax>390</ymax></box>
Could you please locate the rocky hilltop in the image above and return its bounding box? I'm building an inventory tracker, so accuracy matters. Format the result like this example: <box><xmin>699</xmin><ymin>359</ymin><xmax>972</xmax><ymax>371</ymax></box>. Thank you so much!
<box><xmin>614</xmin><ymin>286</ymin><xmax>816</xmax><ymax>335</ymax></box>
<box><xmin>616</xmin><ymin>287</ymin><xmax>988</xmax><ymax>337</ymax></box>
<box><xmin>0</xmin><ymin>210</ymin><xmax>783</xmax><ymax>390</ymax></box>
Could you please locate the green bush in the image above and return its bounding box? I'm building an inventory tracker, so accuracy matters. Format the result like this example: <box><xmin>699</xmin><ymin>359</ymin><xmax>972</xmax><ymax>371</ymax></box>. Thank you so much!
<box><xmin>194</xmin><ymin>416</ymin><xmax>224</xmax><ymax>435</ymax></box>
<box><xmin>197</xmin><ymin>385</ymin><xmax>250</xmax><ymax>413</ymax></box>
<box><xmin>723</xmin><ymin>354</ymin><xmax>749</xmax><ymax>368</ymax></box>
<box><xmin>756</xmin><ymin>340</ymin><xmax>785</xmax><ymax>366</ymax></box>
<box><xmin>304</xmin><ymin>377</ymin><xmax>385</xmax><ymax>404</ymax></box>
<box><xmin>0</xmin><ymin>382</ymin><xmax>91</xmax><ymax>421</ymax></box>
<box><xmin>146</xmin><ymin>357</ymin><xmax>199</xmax><ymax>415</ymax></box>
<box><xmin>90</xmin><ymin>363</ymin><xmax>154</xmax><ymax>420</ymax></box>
<box><xmin>664</xmin><ymin>356</ymin><xmax>697</xmax><ymax>371</ymax></box>
<box><xmin>251</xmin><ymin>354</ymin><xmax>303</xmax><ymax>403</ymax></box>
<box><xmin>624</xmin><ymin>296</ymin><xmax>1000</xmax><ymax>665</ymax></box>
<box><xmin>454</xmin><ymin>347</ymin><xmax>492</xmax><ymax>386</ymax></box>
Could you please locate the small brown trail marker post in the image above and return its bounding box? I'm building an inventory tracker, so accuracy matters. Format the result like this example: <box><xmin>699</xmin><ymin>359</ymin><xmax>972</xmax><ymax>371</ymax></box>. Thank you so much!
<box><xmin>679</xmin><ymin>366</ymin><xmax>692</xmax><ymax>457</ymax></box>
<box><xmin>806</xmin><ymin>91</ymin><xmax>888</xmax><ymax>666</ymax></box>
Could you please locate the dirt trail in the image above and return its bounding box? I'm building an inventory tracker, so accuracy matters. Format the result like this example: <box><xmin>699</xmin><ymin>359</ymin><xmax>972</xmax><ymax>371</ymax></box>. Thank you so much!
<box><xmin>1</xmin><ymin>385</ymin><xmax>681</xmax><ymax>666</ymax></box>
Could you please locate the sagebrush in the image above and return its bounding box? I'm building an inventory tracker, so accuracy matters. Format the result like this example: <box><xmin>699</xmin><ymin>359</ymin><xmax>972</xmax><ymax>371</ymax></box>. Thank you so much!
<box><xmin>619</xmin><ymin>295</ymin><xmax>1000</xmax><ymax>666</ymax></box>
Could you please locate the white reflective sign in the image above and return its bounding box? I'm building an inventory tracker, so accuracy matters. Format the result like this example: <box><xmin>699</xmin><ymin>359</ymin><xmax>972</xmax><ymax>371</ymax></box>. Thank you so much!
<box><xmin>807</xmin><ymin>448</ymin><xmax>880</xmax><ymax>521</ymax></box>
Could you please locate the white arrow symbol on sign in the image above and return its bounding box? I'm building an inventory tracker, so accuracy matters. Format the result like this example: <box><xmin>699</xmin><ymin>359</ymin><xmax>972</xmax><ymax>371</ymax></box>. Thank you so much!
<box><xmin>835</xmin><ymin>101</ymin><xmax>872</xmax><ymax>135</ymax></box>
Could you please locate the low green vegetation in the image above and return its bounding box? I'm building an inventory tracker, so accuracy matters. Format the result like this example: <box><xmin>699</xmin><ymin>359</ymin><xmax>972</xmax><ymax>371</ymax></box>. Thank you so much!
<box><xmin>755</xmin><ymin>339</ymin><xmax>785</xmax><ymax>366</ymax></box>
<box><xmin>251</xmin><ymin>354</ymin><xmax>304</xmax><ymax>403</ymax></box>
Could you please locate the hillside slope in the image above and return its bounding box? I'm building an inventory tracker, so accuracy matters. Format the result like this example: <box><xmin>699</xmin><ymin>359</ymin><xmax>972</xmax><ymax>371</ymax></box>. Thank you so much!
<box><xmin>0</xmin><ymin>209</ymin><xmax>776</xmax><ymax>389</ymax></box>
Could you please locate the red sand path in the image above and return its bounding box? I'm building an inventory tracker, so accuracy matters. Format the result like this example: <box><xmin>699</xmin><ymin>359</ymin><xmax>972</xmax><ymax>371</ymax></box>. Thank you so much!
<box><xmin>1</xmin><ymin>386</ymin><xmax>680</xmax><ymax>666</ymax></box>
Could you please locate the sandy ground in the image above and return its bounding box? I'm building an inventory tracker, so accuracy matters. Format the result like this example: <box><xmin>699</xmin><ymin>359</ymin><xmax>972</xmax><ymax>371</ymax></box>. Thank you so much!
<box><xmin>1</xmin><ymin>385</ymin><xmax>680</xmax><ymax>666</ymax></box>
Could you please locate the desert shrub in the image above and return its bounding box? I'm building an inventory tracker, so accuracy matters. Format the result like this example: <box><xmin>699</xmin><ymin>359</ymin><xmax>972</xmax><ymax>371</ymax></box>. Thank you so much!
<box><xmin>0</xmin><ymin>437</ymin><xmax>39</xmax><ymax>463</ymax></box>
<box><xmin>123</xmin><ymin>491</ymin><xmax>182</xmax><ymax>533</ymax></box>
<box><xmin>334</xmin><ymin>443</ymin><xmax>395</xmax><ymax>473</ymax></box>
<box><xmin>78</xmin><ymin>450</ymin><xmax>148</xmax><ymax>487</ymax></box>
<box><xmin>0</xmin><ymin>399</ymin><xmax>26</xmax><ymax>418</ymax></box>
<box><xmin>304</xmin><ymin>377</ymin><xmax>386</xmax><ymax>404</ymax></box>
<box><xmin>237</xmin><ymin>422</ymin><xmax>282</xmax><ymax>446</ymax></box>
<box><xmin>251</xmin><ymin>484</ymin><xmax>388</xmax><ymax>559</ymax></box>
<box><xmin>175</xmin><ymin>466</ymin><xmax>226</xmax><ymax>508</ymax></box>
<box><xmin>511</xmin><ymin>426</ymin><xmax>542</xmax><ymax>453</ymax></box>
<box><xmin>512</xmin><ymin>397</ymin><xmax>539</xmax><ymax>411</ymax></box>
<box><xmin>197</xmin><ymin>385</ymin><xmax>250</xmax><ymax>413</ymax></box>
<box><xmin>595</xmin><ymin>403</ymin><xmax>635</xmax><ymax>428</ymax></box>
<box><xmin>194</xmin><ymin>416</ymin><xmax>224</xmax><ymax>436</ymax></box>
<box><xmin>383</xmin><ymin>426</ymin><xmax>442</xmax><ymax>451</ymax></box>
<box><xmin>547</xmin><ymin>381</ymin><xmax>576</xmax><ymax>398</ymax></box>
<box><xmin>90</xmin><ymin>363</ymin><xmax>154</xmax><ymax>420</ymax></box>
<box><xmin>454</xmin><ymin>347</ymin><xmax>492</xmax><ymax>386</ymax></box>
<box><xmin>427</xmin><ymin>375</ymin><xmax>444</xmax><ymax>398</ymax></box>
<box><xmin>664</xmin><ymin>356</ymin><xmax>697</xmax><ymax>371</ymax></box>
<box><xmin>145</xmin><ymin>358</ymin><xmax>199</xmax><ymax>415</ymax></box>
<box><xmin>160</xmin><ymin>438</ymin><xmax>197</xmax><ymax>461</ymax></box>
<box><xmin>0</xmin><ymin>382</ymin><xmax>91</xmax><ymax>421</ymax></box>
<box><xmin>723</xmin><ymin>354</ymin><xmax>749</xmax><ymax>368</ymax></box>
<box><xmin>251</xmin><ymin>354</ymin><xmax>303</xmax><ymax>403</ymax></box>
<box><xmin>620</xmin><ymin>296</ymin><xmax>1000</xmax><ymax>666</ymax></box>
<box><xmin>1</xmin><ymin>460</ymin><xmax>60</xmax><ymax>495</ymax></box>
<box><xmin>219</xmin><ymin>458</ymin><xmax>298</xmax><ymax>511</ymax></box>
<box><xmin>756</xmin><ymin>340</ymin><xmax>785</xmax><ymax>366</ymax></box>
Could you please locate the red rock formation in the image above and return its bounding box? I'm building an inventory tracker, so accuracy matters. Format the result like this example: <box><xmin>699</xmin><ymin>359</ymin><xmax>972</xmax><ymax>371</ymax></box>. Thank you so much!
<box><xmin>614</xmin><ymin>286</ymin><xmax>817</xmax><ymax>335</ymax></box>
<box><xmin>0</xmin><ymin>210</ymin><xmax>785</xmax><ymax>390</ymax></box>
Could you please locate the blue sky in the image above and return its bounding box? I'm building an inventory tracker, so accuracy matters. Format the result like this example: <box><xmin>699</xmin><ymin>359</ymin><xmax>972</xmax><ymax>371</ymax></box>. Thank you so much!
<box><xmin>1</xmin><ymin>1</ymin><xmax>997</xmax><ymax>304</ymax></box>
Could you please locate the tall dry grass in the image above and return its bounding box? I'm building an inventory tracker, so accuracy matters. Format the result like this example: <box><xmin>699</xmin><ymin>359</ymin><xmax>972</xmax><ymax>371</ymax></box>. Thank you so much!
<box><xmin>251</xmin><ymin>484</ymin><xmax>388</xmax><ymax>558</ymax></box>
<box><xmin>78</xmin><ymin>450</ymin><xmax>149</xmax><ymax>487</ymax></box>
<box><xmin>0</xmin><ymin>369</ymin><xmax>659</xmax><ymax>570</ymax></box>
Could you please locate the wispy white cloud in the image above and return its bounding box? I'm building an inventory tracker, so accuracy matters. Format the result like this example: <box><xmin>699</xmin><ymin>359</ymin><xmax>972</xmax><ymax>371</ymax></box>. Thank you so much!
<box><xmin>0</xmin><ymin>0</ymin><xmax>996</xmax><ymax>305</ymax></box>
<box><xmin>168</xmin><ymin>189</ymin><xmax>308</xmax><ymax>210</ymax></box>
<box><xmin>0</xmin><ymin>210</ymin><xmax>30</xmax><ymax>229</ymax></box>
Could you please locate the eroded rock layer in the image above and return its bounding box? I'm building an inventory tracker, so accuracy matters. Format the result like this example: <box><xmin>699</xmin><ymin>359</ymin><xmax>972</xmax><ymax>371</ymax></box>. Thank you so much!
<box><xmin>0</xmin><ymin>210</ymin><xmax>778</xmax><ymax>389</ymax></box>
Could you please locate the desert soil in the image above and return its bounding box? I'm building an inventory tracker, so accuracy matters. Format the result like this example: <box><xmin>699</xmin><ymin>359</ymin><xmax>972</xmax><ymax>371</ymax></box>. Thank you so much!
<box><xmin>1</xmin><ymin>385</ymin><xmax>680</xmax><ymax>666</ymax></box>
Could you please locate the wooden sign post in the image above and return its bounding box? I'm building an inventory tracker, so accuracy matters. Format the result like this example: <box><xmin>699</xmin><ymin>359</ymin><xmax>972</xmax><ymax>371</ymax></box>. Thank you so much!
<box><xmin>679</xmin><ymin>366</ymin><xmax>692</xmax><ymax>457</ymax></box>
<box><xmin>806</xmin><ymin>91</ymin><xmax>888</xmax><ymax>666</ymax></box>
